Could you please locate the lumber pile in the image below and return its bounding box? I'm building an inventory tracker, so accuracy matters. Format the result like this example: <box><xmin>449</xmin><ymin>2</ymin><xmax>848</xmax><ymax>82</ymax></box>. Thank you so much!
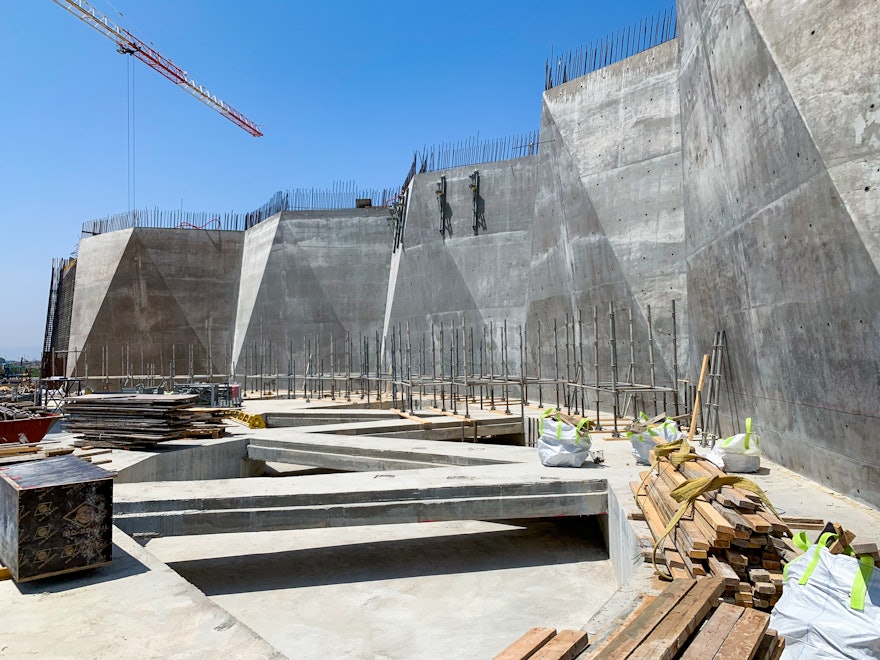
<box><xmin>583</xmin><ymin>578</ymin><xmax>784</xmax><ymax>659</ymax></box>
<box><xmin>633</xmin><ymin>446</ymin><xmax>797</xmax><ymax>610</ymax></box>
<box><xmin>65</xmin><ymin>393</ymin><xmax>225</xmax><ymax>449</ymax></box>
<box><xmin>494</xmin><ymin>627</ymin><xmax>590</xmax><ymax>660</ymax></box>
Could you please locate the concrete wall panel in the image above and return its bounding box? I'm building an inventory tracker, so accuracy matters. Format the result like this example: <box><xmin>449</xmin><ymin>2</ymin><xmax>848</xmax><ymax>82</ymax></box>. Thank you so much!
<box><xmin>232</xmin><ymin>210</ymin><xmax>393</xmax><ymax>374</ymax></box>
<box><xmin>679</xmin><ymin>0</ymin><xmax>880</xmax><ymax>505</ymax></box>
<box><xmin>386</xmin><ymin>159</ymin><xmax>537</xmax><ymax>344</ymax></box>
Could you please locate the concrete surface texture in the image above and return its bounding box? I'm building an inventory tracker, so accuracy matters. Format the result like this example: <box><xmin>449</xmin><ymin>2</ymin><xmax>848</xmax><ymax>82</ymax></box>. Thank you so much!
<box><xmin>146</xmin><ymin>520</ymin><xmax>616</xmax><ymax>660</ymax></box>
<box><xmin>385</xmin><ymin>158</ymin><xmax>536</xmax><ymax>343</ymax></box>
<box><xmin>529</xmin><ymin>39</ymin><xmax>686</xmax><ymax>386</ymax></box>
<box><xmin>678</xmin><ymin>0</ymin><xmax>880</xmax><ymax>504</ymax></box>
<box><xmin>232</xmin><ymin>209</ymin><xmax>393</xmax><ymax>375</ymax></box>
<box><xmin>0</xmin><ymin>527</ymin><xmax>284</xmax><ymax>659</ymax></box>
<box><xmin>66</xmin><ymin>227</ymin><xmax>244</xmax><ymax>381</ymax></box>
<box><xmin>51</xmin><ymin>0</ymin><xmax>880</xmax><ymax>509</ymax></box>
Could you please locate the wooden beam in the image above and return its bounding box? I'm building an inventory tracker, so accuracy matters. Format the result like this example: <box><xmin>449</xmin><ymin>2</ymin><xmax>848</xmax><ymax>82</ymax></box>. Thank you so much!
<box><xmin>532</xmin><ymin>630</ymin><xmax>590</xmax><ymax>660</ymax></box>
<box><xmin>493</xmin><ymin>627</ymin><xmax>557</xmax><ymax>660</ymax></box>
<box><xmin>582</xmin><ymin>579</ymin><xmax>696</xmax><ymax>659</ymax></box>
<box><xmin>678</xmin><ymin>602</ymin><xmax>744</xmax><ymax>659</ymax></box>
<box><xmin>627</xmin><ymin>577</ymin><xmax>725</xmax><ymax>660</ymax></box>
<box><xmin>713</xmin><ymin>607</ymin><xmax>770</xmax><ymax>659</ymax></box>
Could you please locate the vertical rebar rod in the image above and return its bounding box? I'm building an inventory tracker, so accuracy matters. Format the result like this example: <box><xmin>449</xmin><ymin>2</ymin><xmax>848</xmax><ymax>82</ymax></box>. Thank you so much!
<box><xmin>609</xmin><ymin>302</ymin><xmax>620</xmax><ymax>437</ymax></box>
<box><xmin>647</xmin><ymin>304</ymin><xmax>659</xmax><ymax>415</ymax></box>
<box><xmin>461</xmin><ymin>318</ymin><xmax>470</xmax><ymax>418</ymax></box>
<box><xmin>672</xmin><ymin>299</ymin><xmax>680</xmax><ymax>417</ymax></box>
<box><xmin>537</xmin><ymin>320</ymin><xmax>543</xmax><ymax>408</ymax></box>
<box><xmin>553</xmin><ymin>318</ymin><xmax>560</xmax><ymax>411</ymax></box>
<box><xmin>440</xmin><ymin>321</ymin><xmax>446</xmax><ymax>411</ymax></box>
<box><xmin>503</xmin><ymin>318</ymin><xmax>511</xmax><ymax>414</ymax></box>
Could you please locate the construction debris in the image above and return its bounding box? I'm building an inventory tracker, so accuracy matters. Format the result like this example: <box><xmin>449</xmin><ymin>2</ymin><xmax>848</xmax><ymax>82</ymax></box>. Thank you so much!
<box><xmin>65</xmin><ymin>394</ymin><xmax>226</xmax><ymax>449</ymax></box>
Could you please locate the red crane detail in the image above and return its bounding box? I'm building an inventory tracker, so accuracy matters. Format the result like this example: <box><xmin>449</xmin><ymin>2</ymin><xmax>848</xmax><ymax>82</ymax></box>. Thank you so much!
<box><xmin>52</xmin><ymin>0</ymin><xmax>263</xmax><ymax>137</ymax></box>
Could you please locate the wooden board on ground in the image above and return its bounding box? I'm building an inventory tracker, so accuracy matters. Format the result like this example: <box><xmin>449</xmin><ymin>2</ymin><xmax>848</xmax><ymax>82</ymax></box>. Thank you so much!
<box><xmin>493</xmin><ymin>627</ymin><xmax>556</xmax><ymax>660</ymax></box>
<box><xmin>583</xmin><ymin>579</ymin><xmax>696</xmax><ymax>659</ymax></box>
<box><xmin>532</xmin><ymin>630</ymin><xmax>589</xmax><ymax>660</ymax></box>
<box><xmin>713</xmin><ymin>607</ymin><xmax>770</xmax><ymax>659</ymax></box>
<box><xmin>627</xmin><ymin>577</ymin><xmax>725</xmax><ymax>660</ymax></box>
<box><xmin>678</xmin><ymin>602</ymin><xmax>744</xmax><ymax>659</ymax></box>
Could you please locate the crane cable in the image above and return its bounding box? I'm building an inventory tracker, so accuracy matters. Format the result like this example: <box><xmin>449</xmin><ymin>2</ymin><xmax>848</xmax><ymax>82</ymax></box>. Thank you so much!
<box><xmin>126</xmin><ymin>54</ymin><xmax>136</xmax><ymax>223</ymax></box>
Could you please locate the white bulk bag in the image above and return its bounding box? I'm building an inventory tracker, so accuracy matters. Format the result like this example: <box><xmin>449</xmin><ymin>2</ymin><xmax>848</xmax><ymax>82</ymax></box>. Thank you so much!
<box><xmin>708</xmin><ymin>417</ymin><xmax>761</xmax><ymax>473</ymax></box>
<box><xmin>536</xmin><ymin>408</ymin><xmax>592</xmax><ymax>468</ymax></box>
<box><xmin>771</xmin><ymin>532</ymin><xmax>880</xmax><ymax>659</ymax></box>
<box><xmin>627</xmin><ymin>413</ymin><xmax>682</xmax><ymax>465</ymax></box>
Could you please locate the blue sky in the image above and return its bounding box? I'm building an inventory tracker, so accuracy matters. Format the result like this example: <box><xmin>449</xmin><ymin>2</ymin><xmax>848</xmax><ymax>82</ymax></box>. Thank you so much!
<box><xmin>0</xmin><ymin>0</ymin><xmax>673</xmax><ymax>360</ymax></box>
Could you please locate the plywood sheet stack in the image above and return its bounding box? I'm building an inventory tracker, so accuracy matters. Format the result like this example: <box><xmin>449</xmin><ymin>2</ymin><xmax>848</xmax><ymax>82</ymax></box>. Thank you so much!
<box><xmin>632</xmin><ymin>448</ymin><xmax>798</xmax><ymax>610</ymax></box>
<box><xmin>65</xmin><ymin>393</ymin><xmax>201</xmax><ymax>449</ymax></box>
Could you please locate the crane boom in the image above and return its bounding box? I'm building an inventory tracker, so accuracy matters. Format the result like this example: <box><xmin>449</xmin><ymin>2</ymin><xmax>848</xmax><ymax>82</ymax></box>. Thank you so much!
<box><xmin>51</xmin><ymin>0</ymin><xmax>263</xmax><ymax>137</ymax></box>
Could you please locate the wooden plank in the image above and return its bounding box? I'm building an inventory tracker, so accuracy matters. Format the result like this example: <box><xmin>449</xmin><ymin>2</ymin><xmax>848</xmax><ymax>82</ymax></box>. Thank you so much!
<box><xmin>678</xmin><ymin>602</ymin><xmax>744</xmax><ymax>659</ymax></box>
<box><xmin>770</xmin><ymin>637</ymin><xmax>785</xmax><ymax>660</ymax></box>
<box><xmin>531</xmin><ymin>630</ymin><xmax>589</xmax><ymax>660</ymax></box>
<box><xmin>493</xmin><ymin>627</ymin><xmax>557</xmax><ymax>660</ymax></box>
<box><xmin>781</xmin><ymin>516</ymin><xmax>825</xmax><ymax>530</ymax></box>
<box><xmin>714</xmin><ymin>607</ymin><xmax>770</xmax><ymax>659</ymax></box>
<box><xmin>0</xmin><ymin>444</ymin><xmax>41</xmax><ymax>457</ymax></box>
<box><xmin>706</xmin><ymin>555</ymin><xmax>740</xmax><ymax>590</ymax></box>
<box><xmin>0</xmin><ymin>564</ymin><xmax>11</xmax><ymax>581</ymax></box>
<box><xmin>582</xmin><ymin>579</ymin><xmax>696</xmax><ymax>659</ymax></box>
<box><xmin>754</xmin><ymin>631</ymin><xmax>779</xmax><ymax>660</ymax></box>
<box><xmin>627</xmin><ymin>578</ymin><xmax>725</xmax><ymax>660</ymax></box>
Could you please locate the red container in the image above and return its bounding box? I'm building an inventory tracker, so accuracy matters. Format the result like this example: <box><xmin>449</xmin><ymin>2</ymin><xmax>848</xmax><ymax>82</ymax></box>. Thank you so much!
<box><xmin>0</xmin><ymin>414</ymin><xmax>60</xmax><ymax>445</ymax></box>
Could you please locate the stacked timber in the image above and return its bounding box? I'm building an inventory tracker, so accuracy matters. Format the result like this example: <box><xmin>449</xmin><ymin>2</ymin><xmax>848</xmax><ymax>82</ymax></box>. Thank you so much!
<box><xmin>633</xmin><ymin>447</ymin><xmax>799</xmax><ymax>610</ymax></box>
<box><xmin>183</xmin><ymin>407</ymin><xmax>228</xmax><ymax>438</ymax></box>
<box><xmin>0</xmin><ymin>443</ymin><xmax>113</xmax><ymax>466</ymax></box>
<box><xmin>582</xmin><ymin>578</ymin><xmax>785</xmax><ymax>659</ymax></box>
<box><xmin>65</xmin><ymin>393</ymin><xmax>209</xmax><ymax>448</ymax></box>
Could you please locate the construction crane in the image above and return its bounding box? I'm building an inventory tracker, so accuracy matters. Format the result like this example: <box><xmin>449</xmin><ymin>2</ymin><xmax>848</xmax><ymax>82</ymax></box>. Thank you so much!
<box><xmin>51</xmin><ymin>0</ymin><xmax>263</xmax><ymax>137</ymax></box>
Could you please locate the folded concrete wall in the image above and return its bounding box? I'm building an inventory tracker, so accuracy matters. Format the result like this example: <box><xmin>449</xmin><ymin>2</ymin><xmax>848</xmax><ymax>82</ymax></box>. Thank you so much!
<box><xmin>384</xmin><ymin>159</ymin><xmax>536</xmax><ymax>350</ymax></box>
<box><xmin>67</xmin><ymin>228</ymin><xmax>243</xmax><ymax>382</ymax></box>
<box><xmin>679</xmin><ymin>0</ymin><xmax>880</xmax><ymax>503</ymax></box>
<box><xmin>231</xmin><ymin>209</ymin><xmax>393</xmax><ymax>376</ymax></box>
<box><xmin>528</xmin><ymin>39</ymin><xmax>686</xmax><ymax>401</ymax></box>
<box><xmin>53</xmin><ymin>0</ymin><xmax>879</xmax><ymax>506</ymax></box>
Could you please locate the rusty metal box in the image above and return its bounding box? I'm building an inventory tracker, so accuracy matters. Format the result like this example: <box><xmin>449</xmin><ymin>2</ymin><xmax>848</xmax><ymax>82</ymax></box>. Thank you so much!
<box><xmin>0</xmin><ymin>455</ymin><xmax>114</xmax><ymax>582</ymax></box>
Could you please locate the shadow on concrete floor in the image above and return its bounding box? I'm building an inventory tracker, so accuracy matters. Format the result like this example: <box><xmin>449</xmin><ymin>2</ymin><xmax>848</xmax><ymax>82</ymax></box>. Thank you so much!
<box><xmin>11</xmin><ymin>541</ymin><xmax>150</xmax><ymax>595</ymax></box>
<box><xmin>166</xmin><ymin>517</ymin><xmax>607</xmax><ymax>596</ymax></box>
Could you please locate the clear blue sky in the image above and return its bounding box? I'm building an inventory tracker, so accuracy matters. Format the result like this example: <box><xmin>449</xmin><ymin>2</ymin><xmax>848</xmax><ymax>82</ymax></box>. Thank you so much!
<box><xmin>0</xmin><ymin>0</ymin><xmax>673</xmax><ymax>360</ymax></box>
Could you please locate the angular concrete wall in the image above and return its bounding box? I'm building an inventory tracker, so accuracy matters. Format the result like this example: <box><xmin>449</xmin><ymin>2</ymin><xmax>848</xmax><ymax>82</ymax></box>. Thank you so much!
<box><xmin>679</xmin><ymin>0</ymin><xmax>880</xmax><ymax>503</ymax></box>
<box><xmin>67</xmin><ymin>228</ymin><xmax>244</xmax><ymax>381</ymax></box>
<box><xmin>528</xmin><ymin>40</ymin><xmax>686</xmax><ymax>395</ymax></box>
<box><xmin>231</xmin><ymin>209</ymin><xmax>393</xmax><ymax>375</ymax></box>
<box><xmin>53</xmin><ymin>0</ymin><xmax>879</xmax><ymax>507</ymax></box>
<box><xmin>385</xmin><ymin>159</ymin><xmax>536</xmax><ymax>348</ymax></box>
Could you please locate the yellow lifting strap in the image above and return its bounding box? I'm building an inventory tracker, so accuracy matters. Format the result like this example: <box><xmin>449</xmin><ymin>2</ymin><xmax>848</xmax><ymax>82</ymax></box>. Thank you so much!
<box><xmin>651</xmin><ymin>474</ymin><xmax>780</xmax><ymax>580</ymax></box>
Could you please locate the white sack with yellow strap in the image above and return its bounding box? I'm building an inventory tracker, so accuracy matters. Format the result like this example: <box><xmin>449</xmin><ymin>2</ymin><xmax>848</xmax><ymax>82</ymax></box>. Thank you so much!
<box><xmin>708</xmin><ymin>417</ymin><xmax>761</xmax><ymax>473</ymax></box>
<box><xmin>536</xmin><ymin>408</ymin><xmax>592</xmax><ymax>467</ymax></box>
<box><xmin>770</xmin><ymin>532</ymin><xmax>880</xmax><ymax>659</ymax></box>
<box><xmin>627</xmin><ymin>413</ymin><xmax>682</xmax><ymax>465</ymax></box>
